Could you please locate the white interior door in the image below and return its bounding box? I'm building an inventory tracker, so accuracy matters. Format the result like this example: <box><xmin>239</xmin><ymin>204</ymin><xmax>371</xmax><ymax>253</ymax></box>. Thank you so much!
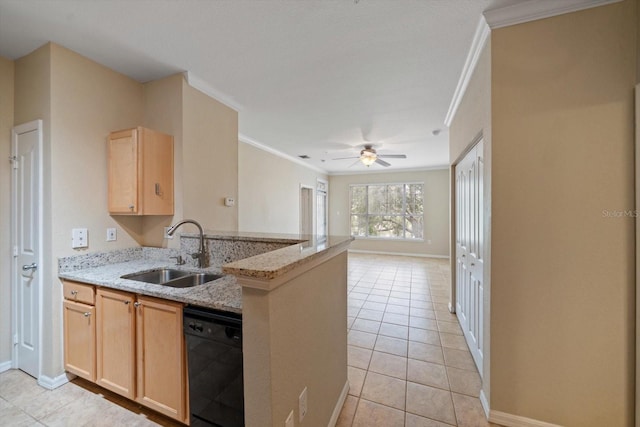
<box><xmin>12</xmin><ymin>120</ymin><xmax>42</xmax><ymax>378</ymax></box>
<box><xmin>455</xmin><ymin>139</ymin><xmax>484</xmax><ymax>377</ymax></box>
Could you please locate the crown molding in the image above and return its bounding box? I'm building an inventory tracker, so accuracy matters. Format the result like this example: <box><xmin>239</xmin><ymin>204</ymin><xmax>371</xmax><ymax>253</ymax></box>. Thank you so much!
<box><xmin>444</xmin><ymin>16</ymin><xmax>490</xmax><ymax>128</ymax></box>
<box><xmin>183</xmin><ymin>71</ymin><xmax>243</xmax><ymax>112</ymax></box>
<box><xmin>483</xmin><ymin>0</ymin><xmax>623</xmax><ymax>29</ymax></box>
<box><xmin>238</xmin><ymin>134</ymin><xmax>329</xmax><ymax>175</ymax></box>
<box><xmin>445</xmin><ymin>0</ymin><xmax>621</xmax><ymax>127</ymax></box>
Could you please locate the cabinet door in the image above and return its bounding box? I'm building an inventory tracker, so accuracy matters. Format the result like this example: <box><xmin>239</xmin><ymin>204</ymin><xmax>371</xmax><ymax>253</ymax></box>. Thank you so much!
<box><xmin>139</xmin><ymin>128</ymin><xmax>174</xmax><ymax>215</ymax></box>
<box><xmin>108</xmin><ymin>128</ymin><xmax>139</xmax><ymax>214</ymax></box>
<box><xmin>135</xmin><ymin>296</ymin><xmax>186</xmax><ymax>421</ymax></box>
<box><xmin>96</xmin><ymin>288</ymin><xmax>136</xmax><ymax>399</ymax></box>
<box><xmin>63</xmin><ymin>300</ymin><xmax>96</xmax><ymax>382</ymax></box>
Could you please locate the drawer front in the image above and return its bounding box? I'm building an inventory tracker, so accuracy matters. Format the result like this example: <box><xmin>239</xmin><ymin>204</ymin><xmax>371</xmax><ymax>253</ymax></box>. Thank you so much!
<box><xmin>62</xmin><ymin>280</ymin><xmax>95</xmax><ymax>305</ymax></box>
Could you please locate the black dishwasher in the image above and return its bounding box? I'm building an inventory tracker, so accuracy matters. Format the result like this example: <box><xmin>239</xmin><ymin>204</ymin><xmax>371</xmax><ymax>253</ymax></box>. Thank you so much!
<box><xmin>184</xmin><ymin>306</ymin><xmax>244</xmax><ymax>427</ymax></box>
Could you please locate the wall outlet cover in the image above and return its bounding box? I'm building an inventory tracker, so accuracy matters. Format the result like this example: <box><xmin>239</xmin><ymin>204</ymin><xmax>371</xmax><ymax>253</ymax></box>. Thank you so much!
<box><xmin>71</xmin><ymin>228</ymin><xmax>88</xmax><ymax>249</ymax></box>
<box><xmin>299</xmin><ymin>387</ymin><xmax>308</xmax><ymax>422</ymax></box>
<box><xmin>285</xmin><ymin>410</ymin><xmax>294</xmax><ymax>427</ymax></box>
<box><xmin>106</xmin><ymin>228</ymin><xmax>117</xmax><ymax>241</ymax></box>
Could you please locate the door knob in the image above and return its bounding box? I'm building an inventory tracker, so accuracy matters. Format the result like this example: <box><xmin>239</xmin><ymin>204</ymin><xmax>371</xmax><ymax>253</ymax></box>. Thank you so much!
<box><xmin>22</xmin><ymin>263</ymin><xmax>37</xmax><ymax>271</ymax></box>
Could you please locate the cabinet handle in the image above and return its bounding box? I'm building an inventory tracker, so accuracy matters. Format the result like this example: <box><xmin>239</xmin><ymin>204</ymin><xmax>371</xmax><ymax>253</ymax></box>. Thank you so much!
<box><xmin>124</xmin><ymin>301</ymin><xmax>130</xmax><ymax>305</ymax></box>
<box><xmin>155</xmin><ymin>183</ymin><xmax>161</xmax><ymax>196</ymax></box>
<box><xmin>70</xmin><ymin>290</ymin><xmax>78</xmax><ymax>296</ymax></box>
<box><xmin>83</xmin><ymin>312</ymin><xmax>91</xmax><ymax>317</ymax></box>
<box><xmin>134</xmin><ymin>302</ymin><xmax>141</xmax><ymax>308</ymax></box>
<box><xmin>129</xmin><ymin>204</ymin><xmax>135</xmax><ymax>211</ymax></box>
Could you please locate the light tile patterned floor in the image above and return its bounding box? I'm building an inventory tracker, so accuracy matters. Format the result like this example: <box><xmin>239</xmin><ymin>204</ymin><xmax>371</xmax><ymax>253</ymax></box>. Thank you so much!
<box><xmin>337</xmin><ymin>253</ymin><xmax>494</xmax><ymax>427</ymax></box>
<box><xmin>0</xmin><ymin>252</ymin><xmax>495</xmax><ymax>427</ymax></box>
<box><xmin>0</xmin><ymin>369</ymin><xmax>183</xmax><ymax>426</ymax></box>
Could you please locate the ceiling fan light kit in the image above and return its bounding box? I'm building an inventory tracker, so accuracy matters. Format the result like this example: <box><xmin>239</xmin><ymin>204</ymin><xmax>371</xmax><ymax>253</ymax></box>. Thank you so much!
<box><xmin>360</xmin><ymin>150</ymin><xmax>377</xmax><ymax>166</ymax></box>
<box><xmin>332</xmin><ymin>144</ymin><xmax>407</xmax><ymax>168</ymax></box>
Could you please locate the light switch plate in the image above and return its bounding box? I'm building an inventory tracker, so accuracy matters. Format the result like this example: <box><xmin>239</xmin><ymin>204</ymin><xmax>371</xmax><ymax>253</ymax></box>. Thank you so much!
<box><xmin>72</xmin><ymin>228</ymin><xmax>88</xmax><ymax>248</ymax></box>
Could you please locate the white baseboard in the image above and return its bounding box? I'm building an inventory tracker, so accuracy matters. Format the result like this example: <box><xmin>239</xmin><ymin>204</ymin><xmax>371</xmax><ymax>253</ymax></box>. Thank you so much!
<box><xmin>37</xmin><ymin>372</ymin><xmax>71</xmax><ymax>390</ymax></box>
<box><xmin>0</xmin><ymin>360</ymin><xmax>12</xmax><ymax>373</ymax></box>
<box><xmin>348</xmin><ymin>249</ymin><xmax>449</xmax><ymax>259</ymax></box>
<box><xmin>328</xmin><ymin>380</ymin><xmax>350</xmax><ymax>427</ymax></box>
<box><xmin>489</xmin><ymin>410</ymin><xmax>563</xmax><ymax>427</ymax></box>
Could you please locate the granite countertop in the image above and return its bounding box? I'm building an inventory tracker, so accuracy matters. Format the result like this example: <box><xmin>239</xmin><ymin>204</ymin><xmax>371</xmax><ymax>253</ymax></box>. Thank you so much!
<box><xmin>222</xmin><ymin>235</ymin><xmax>353</xmax><ymax>280</ymax></box>
<box><xmin>58</xmin><ymin>250</ymin><xmax>241</xmax><ymax>313</ymax></box>
<box><xmin>58</xmin><ymin>233</ymin><xmax>353</xmax><ymax>312</ymax></box>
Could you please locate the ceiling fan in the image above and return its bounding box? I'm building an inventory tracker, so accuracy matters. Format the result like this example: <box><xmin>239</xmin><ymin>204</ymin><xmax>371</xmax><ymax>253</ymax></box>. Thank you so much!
<box><xmin>332</xmin><ymin>144</ymin><xmax>407</xmax><ymax>167</ymax></box>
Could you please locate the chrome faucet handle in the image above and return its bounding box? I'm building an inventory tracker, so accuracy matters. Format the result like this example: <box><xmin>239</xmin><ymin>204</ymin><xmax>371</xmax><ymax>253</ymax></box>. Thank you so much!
<box><xmin>190</xmin><ymin>252</ymin><xmax>206</xmax><ymax>268</ymax></box>
<box><xmin>170</xmin><ymin>255</ymin><xmax>185</xmax><ymax>265</ymax></box>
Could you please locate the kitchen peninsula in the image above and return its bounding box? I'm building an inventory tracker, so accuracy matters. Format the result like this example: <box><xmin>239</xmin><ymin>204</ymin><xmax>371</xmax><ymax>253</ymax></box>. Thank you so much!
<box><xmin>58</xmin><ymin>231</ymin><xmax>352</xmax><ymax>427</ymax></box>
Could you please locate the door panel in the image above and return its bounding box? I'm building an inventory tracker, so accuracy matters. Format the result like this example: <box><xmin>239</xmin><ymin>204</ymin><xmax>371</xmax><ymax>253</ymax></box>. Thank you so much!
<box><xmin>12</xmin><ymin>121</ymin><xmax>41</xmax><ymax>379</ymax></box>
<box><xmin>455</xmin><ymin>140</ymin><xmax>484</xmax><ymax>377</ymax></box>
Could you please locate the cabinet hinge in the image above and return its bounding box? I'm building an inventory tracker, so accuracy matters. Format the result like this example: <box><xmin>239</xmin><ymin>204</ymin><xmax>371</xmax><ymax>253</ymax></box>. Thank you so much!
<box><xmin>13</xmin><ymin>334</ymin><xmax>18</xmax><ymax>345</ymax></box>
<box><xmin>9</xmin><ymin>156</ymin><xmax>18</xmax><ymax>169</ymax></box>
<box><xmin>13</xmin><ymin>246</ymin><xmax>18</xmax><ymax>257</ymax></box>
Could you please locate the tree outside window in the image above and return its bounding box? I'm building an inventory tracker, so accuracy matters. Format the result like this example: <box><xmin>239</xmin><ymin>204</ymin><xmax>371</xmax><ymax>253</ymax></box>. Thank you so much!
<box><xmin>350</xmin><ymin>183</ymin><xmax>424</xmax><ymax>239</ymax></box>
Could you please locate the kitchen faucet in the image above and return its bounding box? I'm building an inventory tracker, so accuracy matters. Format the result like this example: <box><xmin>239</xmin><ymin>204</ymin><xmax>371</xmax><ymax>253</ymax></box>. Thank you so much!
<box><xmin>166</xmin><ymin>219</ymin><xmax>207</xmax><ymax>268</ymax></box>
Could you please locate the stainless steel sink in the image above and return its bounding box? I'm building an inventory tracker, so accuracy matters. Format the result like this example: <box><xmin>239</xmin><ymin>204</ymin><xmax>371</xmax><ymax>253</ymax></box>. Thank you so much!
<box><xmin>121</xmin><ymin>269</ymin><xmax>223</xmax><ymax>288</ymax></box>
<box><xmin>121</xmin><ymin>268</ymin><xmax>191</xmax><ymax>284</ymax></box>
<box><xmin>160</xmin><ymin>273</ymin><xmax>223</xmax><ymax>288</ymax></box>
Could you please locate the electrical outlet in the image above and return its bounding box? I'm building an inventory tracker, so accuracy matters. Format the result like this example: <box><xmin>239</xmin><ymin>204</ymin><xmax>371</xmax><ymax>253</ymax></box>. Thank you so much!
<box><xmin>72</xmin><ymin>228</ymin><xmax>88</xmax><ymax>248</ymax></box>
<box><xmin>285</xmin><ymin>410</ymin><xmax>294</xmax><ymax>427</ymax></box>
<box><xmin>299</xmin><ymin>387</ymin><xmax>308</xmax><ymax>422</ymax></box>
<box><xmin>106</xmin><ymin>228</ymin><xmax>117</xmax><ymax>241</ymax></box>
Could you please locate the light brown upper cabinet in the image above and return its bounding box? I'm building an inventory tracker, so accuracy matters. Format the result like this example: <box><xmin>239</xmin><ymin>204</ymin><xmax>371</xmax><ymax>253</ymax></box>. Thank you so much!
<box><xmin>108</xmin><ymin>127</ymin><xmax>174</xmax><ymax>215</ymax></box>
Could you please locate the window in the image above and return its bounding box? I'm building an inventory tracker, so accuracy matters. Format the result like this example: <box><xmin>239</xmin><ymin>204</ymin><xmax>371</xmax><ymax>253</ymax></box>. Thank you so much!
<box><xmin>350</xmin><ymin>183</ymin><xmax>424</xmax><ymax>239</ymax></box>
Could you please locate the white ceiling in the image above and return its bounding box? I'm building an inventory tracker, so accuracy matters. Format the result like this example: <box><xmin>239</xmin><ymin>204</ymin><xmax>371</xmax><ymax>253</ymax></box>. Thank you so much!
<box><xmin>0</xmin><ymin>0</ymin><xmax>526</xmax><ymax>174</ymax></box>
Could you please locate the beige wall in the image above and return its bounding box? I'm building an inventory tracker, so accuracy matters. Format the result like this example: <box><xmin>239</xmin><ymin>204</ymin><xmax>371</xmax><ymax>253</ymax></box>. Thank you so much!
<box><xmin>449</xmin><ymin>38</ymin><xmax>492</xmax><ymax>404</ymax></box>
<box><xmin>142</xmin><ymin>74</ymin><xmax>184</xmax><ymax>247</ymax></box>
<box><xmin>182</xmin><ymin>82</ymin><xmax>238</xmax><ymax>231</ymax></box>
<box><xmin>49</xmin><ymin>44</ymin><xmax>144</xmax><ymax>377</ymax></box>
<box><xmin>0</xmin><ymin>56</ymin><xmax>14</xmax><ymax>365</ymax></box>
<box><xmin>329</xmin><ymin>169</ymin><xmax>450</xmax><ymax>257</ymax></box>
<box><xmin>238</xmin><ymin>141</ymin><xmax>328</xmax><ymax>234</ymax></box>
<box><xmin>490</xmin><ymin>2</ymin><xmax>635</xmax><ymax>425</ymax></box>
<box><xmin>242</xmin><ymin>251</ymin><xmax>348</xmax><ymax>427</ymax></box>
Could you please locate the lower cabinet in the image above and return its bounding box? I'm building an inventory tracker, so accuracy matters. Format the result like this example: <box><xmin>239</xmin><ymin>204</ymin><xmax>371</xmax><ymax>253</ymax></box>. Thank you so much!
<box><xmin>63</xmin><ymin>300</ymin><xmax>96</xmax><ymax>381</ymax></box>
<box><xmin>64</xmin><ymin>282</ymin><xmax>187</xmax><ymax>424</ymax></box>
<box><xmin>96</xmin><ymin>288</ymin><xmax>136</xmax><ymax>399</ymax></box>
<box><xmin>135</xmin><ymin>296</ymin><xmax>186</xmax><ymax>421</ymax></box>
<box><xmin>62</xmin><ymin>280</ymin><xmax>96</xmax><ymax>382</ymax></box>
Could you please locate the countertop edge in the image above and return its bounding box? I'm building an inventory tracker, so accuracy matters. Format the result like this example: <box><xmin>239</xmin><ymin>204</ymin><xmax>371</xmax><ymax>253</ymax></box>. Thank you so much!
<box><xmin>222</xmin><ymin>237</ymin><xmax>353</xmax><ymax>282</ymax></box>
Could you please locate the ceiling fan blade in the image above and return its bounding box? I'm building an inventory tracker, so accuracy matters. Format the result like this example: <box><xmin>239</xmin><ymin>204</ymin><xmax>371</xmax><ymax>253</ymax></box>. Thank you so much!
<box><xmin>332</xmin><ymin>156</ymin><xmax>360</xmax><ymax>160</ymax></box>
<box><xmin>349</xmin><ymin>159</ymin><xmax>362</xmax><ymax>168</ymax></box>
<box><xmin>377</xmin><ymin>154</ymin><xmax>407</xmax><ymax>159</ymax></box>
<box><xmin>375</xmin><ymin>158</ymin><xmax>391</xmax><ymax>167</ymax></box>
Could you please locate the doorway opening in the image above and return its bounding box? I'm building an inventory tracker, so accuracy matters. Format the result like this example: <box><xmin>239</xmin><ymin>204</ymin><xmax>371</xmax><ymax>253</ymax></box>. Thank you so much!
<box><xmin>300</xmin><ymin>186</ymin><xmax>314</xmax><ymax>236</ymax></box>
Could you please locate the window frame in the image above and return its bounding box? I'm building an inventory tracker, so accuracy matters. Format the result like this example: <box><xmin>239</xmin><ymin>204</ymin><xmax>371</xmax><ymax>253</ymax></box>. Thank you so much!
<box><xmin>348</xmin><ymin>181</ymin><xmax>425</xmax><ymax>241</ymax></box>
